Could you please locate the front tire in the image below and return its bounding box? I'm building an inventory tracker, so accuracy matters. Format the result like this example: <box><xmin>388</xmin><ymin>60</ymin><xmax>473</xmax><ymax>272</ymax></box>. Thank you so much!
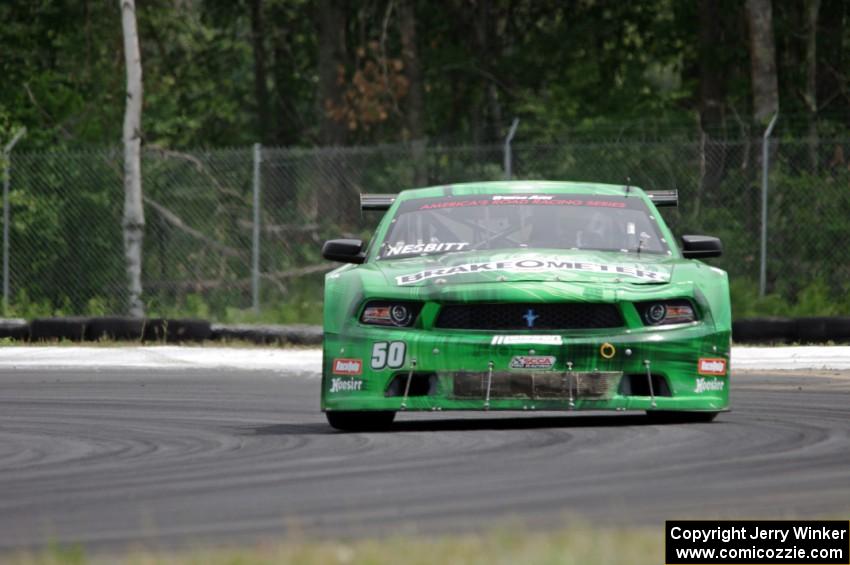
<box><xmin>326</xmin><ymin>411</ymin><xmax>396</xmax><ymax>431</ymax></box>
<box><xmin>646</xmin><ymin>411</ymin><xmax>719</xmax><ymax>424</ymax></box>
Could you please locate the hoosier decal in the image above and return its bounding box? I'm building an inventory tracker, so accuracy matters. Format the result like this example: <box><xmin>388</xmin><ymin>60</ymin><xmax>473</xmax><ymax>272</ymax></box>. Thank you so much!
<box><xmin>332</xmin><ymin>358</ymin><xmax>363</xmax><ymax>375</ymax></box>
<box><xmin>329</xmin><ymin>378</ymin><xmax>364</xmax><ymax>393</ymax></box>
<box><xmin>697</xmin><ymin>357</ymin><xmax>727</xmax><ymax>376</ymax></box>
<box><xmin>695</xmin><ymin>377</ymin><xmax>725</xmax><ymax>394</ymax></box>
<box><xmin>395</xmin><ymin>258</ymin><xmax>669</xmax><ymax>285</ymax></box>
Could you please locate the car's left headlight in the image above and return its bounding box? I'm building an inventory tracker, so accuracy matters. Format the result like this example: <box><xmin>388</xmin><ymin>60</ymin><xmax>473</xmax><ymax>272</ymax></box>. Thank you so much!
<box><xmin>636</xmin><ymin>299</ymin><xmax>697</xmax><ymax>326</ymax></box>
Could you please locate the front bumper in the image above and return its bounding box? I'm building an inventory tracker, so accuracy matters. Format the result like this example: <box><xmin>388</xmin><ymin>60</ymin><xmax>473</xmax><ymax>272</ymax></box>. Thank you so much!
<box><xmin>321</xmin><ymin>323</ymin><xmax>730</xmax><ymax>413</ymax></box>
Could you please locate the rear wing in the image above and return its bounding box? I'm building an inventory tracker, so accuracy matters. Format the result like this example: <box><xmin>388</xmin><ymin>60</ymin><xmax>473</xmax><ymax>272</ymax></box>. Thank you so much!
<box><xmin>361</xmin><ymin>193</ymin><xmax>397</xmax><ymax>211</ymax></box>
<box><xmin>360</xmin><ymin>190</ymin><xmax>678</xmax><ymax>211</ymax></box>
<box><xmin>646</xmin><ymin>190</ymin><xmax>678</xmax><ymax>207</ymax></box>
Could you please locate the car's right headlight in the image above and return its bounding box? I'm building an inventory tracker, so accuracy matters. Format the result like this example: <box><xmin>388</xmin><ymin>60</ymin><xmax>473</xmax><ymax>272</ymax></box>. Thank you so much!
<box><xmin>360</xmin><ymin>301</ymin><xmax>422</xmax><ymax>327</ymax></box>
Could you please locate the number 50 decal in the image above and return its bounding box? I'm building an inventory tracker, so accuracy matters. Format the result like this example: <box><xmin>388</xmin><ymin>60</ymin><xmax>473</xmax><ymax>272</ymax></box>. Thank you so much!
<box><xmin>371</xmin><ymin>341</ymin><xmax>406</xmax><ymax>370</ymax></box>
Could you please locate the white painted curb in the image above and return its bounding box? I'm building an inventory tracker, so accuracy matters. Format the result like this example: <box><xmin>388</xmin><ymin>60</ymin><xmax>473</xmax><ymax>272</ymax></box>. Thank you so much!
<box><xmin>0</xmin><ymin>346</ymin><xmax>322</xmax><ymax>373</ymax></box>
<box><xmin>732</xmin><ymin>346</ymin><xmax>850</xmax><ymax>371</ymax></box>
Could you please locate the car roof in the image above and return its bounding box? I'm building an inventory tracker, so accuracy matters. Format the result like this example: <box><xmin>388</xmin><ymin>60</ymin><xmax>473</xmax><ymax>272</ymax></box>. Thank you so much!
<box><xmin>394</xmin><ymin>180</ymin><xmax>644</xmax><ymax>201</ymax></box>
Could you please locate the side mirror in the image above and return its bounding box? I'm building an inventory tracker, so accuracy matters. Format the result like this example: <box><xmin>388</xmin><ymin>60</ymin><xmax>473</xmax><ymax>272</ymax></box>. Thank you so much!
<box><xmin>322</xmin><ymin>238</ymin><xmax>366</xmax><ymax>264</ymax></box>
<box><xmin>681</xmin><ymin>235</ymin><xmax>723</xmax><ymax>259</ymax></box>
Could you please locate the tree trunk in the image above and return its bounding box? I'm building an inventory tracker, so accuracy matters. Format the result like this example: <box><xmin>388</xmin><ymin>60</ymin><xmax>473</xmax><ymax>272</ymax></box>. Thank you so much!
<box><xmin>314</xmin><ymin>0</ymin><xmax>349</xmax><ymax>224</ymax></box>
<box><xmin>271</xmin><ymin>29</ymin><xmax>299</xmax><ymax>146</ymax></box>
<box><xmin>317</xmin><ymin>0</ymin><xmax>347</xmax><ymax>146</ymax></box>
<box><xmin>249</xmin><ymin>0</ymin><xmax>271</xmax><ymax>144</ymax></box>
<box><xmin>698</xmin><ymin>0</ymin><xmax>725</xmax><ymax>135</ymax></box>
<box><xmin>120</xmin><ymin>0</ymin><xmax>145</xmax><ymax>318</ymax></box>
<box><xmin>744</xmin><ymin>0</ymin><xmax>779</xmax><ymax>244</ymax></box>
<box><xmin>399</xmin><ymin>0</ymin><xmax>427</xmax><ymax>186</ymax></box>
<box><xmin>745</xmin><ymin>0</ymin><xmax>779</xmax><ymax>125</ymax></box>
<box><xmin>472</xmin><ymin>0</ymin><xmax>501</xmax><ymax>142</ymax></box>
<box><xmin>817</xmin><ymin>0</ymin><xmax>845</xmax><ymax>109</ymax></box>
<box><xmin>805</xmin><ymin>0</ymin><xmax>821</xmax><ymax>172</ymax></box>
<box><xmin>696</xmin><ymin>0</ymin><xmax>728</xmax><ymax>204</ymax></box>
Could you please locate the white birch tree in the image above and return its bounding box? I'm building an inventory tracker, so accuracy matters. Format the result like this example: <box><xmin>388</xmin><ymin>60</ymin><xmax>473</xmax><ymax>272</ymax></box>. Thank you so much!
<box><xmin>120</xmin><ymin>0</ymin><xmax>145</xmax><ymax>317</ymax></box>
<box><xmin>745</xmin><ymin>0</ymin><xmax>780</xmax><ymax>125</ymax></box>
<box><xmin>805</xmin><ymin>0</ymin><xmax>821</xmax><ymax>170</ymax></box>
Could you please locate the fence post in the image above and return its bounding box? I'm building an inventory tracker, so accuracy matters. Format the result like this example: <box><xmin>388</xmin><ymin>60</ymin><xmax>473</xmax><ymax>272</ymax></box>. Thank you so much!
<box><xmin>2</xmin><ymin>127</ymin><xmax>26</xmax><ymax>316</ymax></box>
<box><xmin>251</xmin><ymin>143</ymin><xmax>262</xmax><ymax>312</ymax></box>
<box><xmin>759</xmin><ymin>112</ymin><xmax>778</xmax><ymax>298</ymax></box>
<box><xmin>503</xmin><ymin>118</ymin><xmax>519</xmax><ymax>180</ymax></box>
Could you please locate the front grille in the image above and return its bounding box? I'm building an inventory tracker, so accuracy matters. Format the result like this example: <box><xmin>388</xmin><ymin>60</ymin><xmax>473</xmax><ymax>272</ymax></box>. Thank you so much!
<box><xmin>453</xmin><ymin>371</ymin><xmax>622</xmax><ymax>400</ymax></box>
<box><xmin>435</xmin><ymin>303</ymin><xmax>623</xmax><ymax>330</ymax></box>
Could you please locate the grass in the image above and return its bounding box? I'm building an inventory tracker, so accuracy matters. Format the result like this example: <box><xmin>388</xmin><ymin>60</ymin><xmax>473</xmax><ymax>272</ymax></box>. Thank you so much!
<box><xmin>4</xmin><ymin>523</ymin><xmax>662</xmax><ymax>565</ymax></box>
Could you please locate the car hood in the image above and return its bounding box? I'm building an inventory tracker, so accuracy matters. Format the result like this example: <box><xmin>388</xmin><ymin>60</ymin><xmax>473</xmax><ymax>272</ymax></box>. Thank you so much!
<box><xmin>372</xmin><ymin>250</ymin><xmax>674</xmax><ymax>287</ymax></box>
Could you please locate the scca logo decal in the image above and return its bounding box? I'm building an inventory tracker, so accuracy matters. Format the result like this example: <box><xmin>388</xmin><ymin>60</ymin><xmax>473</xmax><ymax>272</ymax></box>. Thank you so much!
<box><xmin>510</xmin><ymin>355</ymin><xmax>556</xmax><ymax>370</ymax></box>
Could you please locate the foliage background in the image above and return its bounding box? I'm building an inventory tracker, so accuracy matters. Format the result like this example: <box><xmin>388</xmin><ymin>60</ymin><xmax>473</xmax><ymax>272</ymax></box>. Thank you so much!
<box><xmin>3</xmin><ymin>1</ymin><xmax>848</xmax><ymax>148</ymax></box>
<box><xmin>1</xmin><ymin>0</ymin><xmax>849</xmax><ymax>322</ymax></box>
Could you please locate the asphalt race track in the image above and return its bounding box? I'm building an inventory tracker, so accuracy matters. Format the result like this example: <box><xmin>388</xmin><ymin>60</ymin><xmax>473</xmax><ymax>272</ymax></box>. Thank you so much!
<box><xmin>1</xmin><ymin>368</ymin><xmax>849</xmax><ymax>553</ymax></box>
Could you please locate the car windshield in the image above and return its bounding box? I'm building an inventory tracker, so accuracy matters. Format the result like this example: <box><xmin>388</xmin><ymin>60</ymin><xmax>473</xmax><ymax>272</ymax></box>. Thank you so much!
<box><xmin>378</xmin><ymin>193</ymin><xmax>670</xmax><ymax>259</ymax></box>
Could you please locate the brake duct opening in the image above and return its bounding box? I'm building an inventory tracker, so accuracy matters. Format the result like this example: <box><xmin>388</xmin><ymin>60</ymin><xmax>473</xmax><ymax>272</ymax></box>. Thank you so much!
<box><xmin>619</xmin><ymin>373</ymin><xmax>672</xmax><ymax>397</ymax></box>
<box><xmin>385</xmin><ymin>372</ymin><xmax>438</xmax><ymax>397</ymax></box>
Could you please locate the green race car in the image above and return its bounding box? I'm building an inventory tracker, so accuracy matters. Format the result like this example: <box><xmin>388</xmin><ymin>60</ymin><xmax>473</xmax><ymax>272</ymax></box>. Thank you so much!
<box><xmin>320</xmin><ymin>181</ymin><xmax>730</xmax><ymax>430</ymax></box>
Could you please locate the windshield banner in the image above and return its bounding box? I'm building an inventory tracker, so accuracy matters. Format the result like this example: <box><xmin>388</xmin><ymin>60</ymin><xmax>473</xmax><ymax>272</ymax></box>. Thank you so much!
<box><xmin>395</xmin><ymin>257</ymin><xmax>670</xmax><ymax>285</ymax></box>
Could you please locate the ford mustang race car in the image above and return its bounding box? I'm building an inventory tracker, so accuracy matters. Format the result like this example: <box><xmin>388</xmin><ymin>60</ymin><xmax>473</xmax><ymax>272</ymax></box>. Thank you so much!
<box><xmin>321</xmin><ymin>181</ymin><xmax>730</xmax><ymax>430</ymax></box>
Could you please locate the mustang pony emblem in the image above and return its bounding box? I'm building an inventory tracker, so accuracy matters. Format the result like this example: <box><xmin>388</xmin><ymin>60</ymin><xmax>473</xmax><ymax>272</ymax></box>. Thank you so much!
<box><xmin>523</xmin><ymin>309</ymin><xmax>539</xmax><ymax>328</ymax></box>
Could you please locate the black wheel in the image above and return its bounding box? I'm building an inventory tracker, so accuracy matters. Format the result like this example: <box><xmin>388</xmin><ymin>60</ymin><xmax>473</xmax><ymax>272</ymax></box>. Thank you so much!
<box><xmin>646</xmin><ymin>410</ymin><xmax>719</xmax><ymax>424</ymax></box>
<box><xmin>325</xmin><ymin>411</ymin><xmax>396</xmax><ymax>431</ymax></box>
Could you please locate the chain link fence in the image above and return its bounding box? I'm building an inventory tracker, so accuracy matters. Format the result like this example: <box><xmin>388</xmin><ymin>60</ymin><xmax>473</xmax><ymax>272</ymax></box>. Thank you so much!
<box><xmin>3</xmin><ymin>137</ymin><xmax>850</xmax><ymax>322</ymax></box>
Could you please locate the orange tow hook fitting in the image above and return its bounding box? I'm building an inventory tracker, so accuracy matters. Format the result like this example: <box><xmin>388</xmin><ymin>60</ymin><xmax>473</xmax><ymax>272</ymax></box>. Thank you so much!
<box><xmin>599</xmin><ymin>342</ymin><xmax>616</xmax><ymax>359</ymax></box>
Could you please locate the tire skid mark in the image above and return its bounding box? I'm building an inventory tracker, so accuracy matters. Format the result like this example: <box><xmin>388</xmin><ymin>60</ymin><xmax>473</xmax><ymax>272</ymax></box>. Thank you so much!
<box><xmin>0</xmin><ymin>370</ymin><xmax>848</xmax><ymax>552</ymax></box>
